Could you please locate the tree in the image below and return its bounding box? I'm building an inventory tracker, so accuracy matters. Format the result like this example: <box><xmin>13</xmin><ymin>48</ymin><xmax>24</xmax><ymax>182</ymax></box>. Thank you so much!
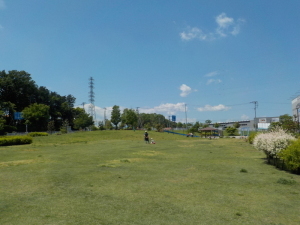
<box><xmin>155</xmin><ymin>124</ymin><xmax>164</xmax><ymax>132</ymax></box>
<box><xmin>73</xmin><ymin>107</ymin><xmax>94</xmax><ymax>130</ymax></box>
<box><xmin>0</xmin><ymin>70</ymin><xmax>38</xmax><ymax>112</ymax></box>
<box><xmin>205</xmin><ymin>119</ymin><xmax>212</xmax><ymax>124</ymax></box>
<box><xmin>177</xmin><ymin>122</ymin><xmax>183</xmax><ymax>128</ymax></box>
<box><xmin>22</xmin><ymin>103</ymin><xmax>50</xmax><ymax>131</ymax></box>
<box><xmin>214</xmin><ymin>123</ymin><xmax>220</xmax><ymax>128</ymax></box>
<box><xmin>125</xmin><ymin>109</ymin><xmax>138</xmax><ymax>129</ymax></box>
<box><xmin>269</xmin><ymin>114</ymin><xmax>297</xmax><ymax>133</ymax></box>
<box><xmin>111</xmin><ymin>105</ymin><xmax>121</xmax><ymax>129</ymax></box>
<box><xmin>226</xmin><ymin>127</ymin><xmax>237</xmax><ymax>136</ymax></box>
<box><xmin>233</xmin><ymin>122</ymin><xmax>240</xmax><ymax>129</ymax></box>
<box><xmin>0</xmin><ymin>110</ymin><xmax>5</xmax><ymax>132</ymax></box>
<box><xmin>105</xmin><ymin>120</ymin><xmax>113</xmax><ymax>130</ymax></box>
<box><xmin>47</xmin><ymin>121</ymin><xmax>55</xmax><ymax>134</ymax></box>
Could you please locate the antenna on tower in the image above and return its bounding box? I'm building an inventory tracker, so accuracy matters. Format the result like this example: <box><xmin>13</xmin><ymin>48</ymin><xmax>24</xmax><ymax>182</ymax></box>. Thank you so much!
<box><xmin>88</xmin><ymin>77</ymin><xmax>96</xmax><ymax>123</ymax></box>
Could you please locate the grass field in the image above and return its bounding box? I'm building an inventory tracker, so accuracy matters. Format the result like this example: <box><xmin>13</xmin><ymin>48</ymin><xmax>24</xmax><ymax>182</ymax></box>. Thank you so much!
<box><xmin>1</xmin><ymin>130</ymin><xmax>299</xmax><ymax>225</ymax></box>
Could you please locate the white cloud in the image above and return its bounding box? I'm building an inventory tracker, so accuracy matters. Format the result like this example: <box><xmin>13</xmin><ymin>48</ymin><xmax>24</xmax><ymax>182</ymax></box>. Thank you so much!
<box><xmin>241</xmin><ymin>114</ymin><xmax>249</xmax><ymax>120</ymax></box>
<box><xmin>179</xmin><ymin>84</ymin><xmax>192</xmax><ymax>97</ymax></box>
<box><xmin>197</xmin><ymin>104</ymin><xmax>231</xmax><ymax>112</ymax></box>
<box><xmin>0</xmin><ymin>0</ymin><xmax>5</xmax><ymax>9</ymax></box>
<box><xmin>204</xmin><ymin>71</ymin><xmax>218</xmax><ymax>77</ymax></box>
<box><xmin>180</xmin><ymin>13</ymin><xmax>244</xmax><ymax>41</ymax></box>
<box><xmin>180</xmin><ymin>27</ymin><xmax>214</xmax><ymax>41</ymax></box>
<box><xmin>206</xmin><ymin>79</ymin><xmax>222</xmax><ymax>85</ymax></box>
<box><xmin>216</xmin><ymin>13</ymin><xmax>245</xmax><ymax>37</ymax></box>
<box><xmin>140</xmin><ymin>103</ymin><xmax>186</xmax><ymax>115</ymax></box>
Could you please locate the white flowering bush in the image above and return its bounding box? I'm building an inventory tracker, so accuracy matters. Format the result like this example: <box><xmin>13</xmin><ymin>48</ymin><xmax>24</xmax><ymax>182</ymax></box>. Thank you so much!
<box><xmin>253</xmin><ymin>127</ymin><xmax>295</xmax><ymax>162</ymax></box>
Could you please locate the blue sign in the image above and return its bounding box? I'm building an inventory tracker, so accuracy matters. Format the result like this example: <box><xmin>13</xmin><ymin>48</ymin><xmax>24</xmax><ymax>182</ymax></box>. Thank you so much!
<box><xmin>171</xmin><ymin>115</ymin><xmax>176</xmax><ymax>122</ymax></box>
<box><xmin>14</xmin><ymin>112</ymin><xmax>23</xmax><ymax>120</ymax></box>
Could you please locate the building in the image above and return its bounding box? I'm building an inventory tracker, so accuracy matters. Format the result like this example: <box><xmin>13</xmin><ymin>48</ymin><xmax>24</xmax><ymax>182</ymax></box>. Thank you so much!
<box><xmin>209</xmin><ymin>116</ymin><xmax>279</xmax><ymax>132</ymax></box>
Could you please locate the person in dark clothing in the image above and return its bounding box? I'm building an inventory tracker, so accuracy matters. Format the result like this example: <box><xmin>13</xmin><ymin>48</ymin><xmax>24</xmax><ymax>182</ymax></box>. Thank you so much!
<box><xmin>144</xmin><ymin>131</ymin><xmax>149</xmax><ymax>144</ymax></box>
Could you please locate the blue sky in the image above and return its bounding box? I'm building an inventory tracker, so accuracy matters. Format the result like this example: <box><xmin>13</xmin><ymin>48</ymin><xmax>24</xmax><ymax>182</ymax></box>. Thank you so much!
<box><xmin>1</xmin><ymin>0</ymin><xmax>300</xmax><ymax>123</ymax></box>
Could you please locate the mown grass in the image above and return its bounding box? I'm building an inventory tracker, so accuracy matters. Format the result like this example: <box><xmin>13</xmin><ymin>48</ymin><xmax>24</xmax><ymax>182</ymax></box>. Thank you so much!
<box><xmin>0</xmin><ymin>130</ymin><xmax>299</xmax><ymax>225</ymax></box>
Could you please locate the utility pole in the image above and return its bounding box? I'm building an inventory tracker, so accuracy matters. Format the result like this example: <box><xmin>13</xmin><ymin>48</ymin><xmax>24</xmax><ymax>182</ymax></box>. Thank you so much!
<box><xmin>250</xmin><ymin>101</ymin><xmax>258</xmax><ymax>131</ymax></box>
<box><xmin>185</xmin><ymin>104</ymin><xmax>188</xmax><ymax>133</ymax></box>
<box><xmin>82</xmin><ymin>102</ymin><xmax>86</xmax><ymax>110</ymax></box>
<box><xmin>136</xmin><ymin>107</ymin><xmax>141</xmax><ymax>129</ymax></box>
<box><xmin>103</xmin><ymin>107</ymin><xmax>106</xmax><ymax>128</ymax></box>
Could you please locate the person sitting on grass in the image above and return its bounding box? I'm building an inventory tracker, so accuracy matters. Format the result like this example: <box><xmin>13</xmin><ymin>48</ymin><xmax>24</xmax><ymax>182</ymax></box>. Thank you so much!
<box><xmin>144</xmin><ymin>131</ymin><xmax>149</xmax><ymax>144</ymax></box>
<box><xmin>150</xmin><ymin>138</ymin><xmax>156</xmax><ymax>144</ymax></box>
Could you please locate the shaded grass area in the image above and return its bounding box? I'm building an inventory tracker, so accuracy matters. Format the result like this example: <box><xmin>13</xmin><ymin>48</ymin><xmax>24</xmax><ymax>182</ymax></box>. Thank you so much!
<box><xmin>0</xmin><ymin>130</ymin><xmax>300</xmax><ymax>224</ymax></box>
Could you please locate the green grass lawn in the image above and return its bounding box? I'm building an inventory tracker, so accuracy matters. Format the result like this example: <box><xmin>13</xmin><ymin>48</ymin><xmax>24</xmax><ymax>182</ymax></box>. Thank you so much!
<box><xmin>1</xmin><ymin>130</ymin><xmax>299</xmax><ymax>225</ymax></box>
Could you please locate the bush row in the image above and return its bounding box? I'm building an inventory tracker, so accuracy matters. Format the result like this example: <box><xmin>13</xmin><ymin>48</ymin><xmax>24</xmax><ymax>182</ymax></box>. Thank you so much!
<box><xmin>0</xmin><ymin>136</ymin><xmax>33</xmax><ymax>146</ymax></box>
<box><xmin>252</xmin><ymin>127</ymin><xmax>300</xmax><ymax>174</ymax></box>
<box><xmin>27</xmin><ymin>132</ymin><xmax>48</xmax><ymax>137</ymax></box>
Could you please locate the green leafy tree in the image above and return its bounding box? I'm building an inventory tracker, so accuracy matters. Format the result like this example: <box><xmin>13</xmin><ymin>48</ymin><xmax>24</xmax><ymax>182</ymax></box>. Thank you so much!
<box><xmin>205</xmin><ymin>119</ymin><xmax>212</xmax><ymax>124</ymax></box>
<box><xmin>177</xmin><ymin>122</ymin><xmax>183</xmax><ymax>128</ymax></box>
<box><xmin>125</xmin><ymin>109</ymin><xmax>138</xmax><ymax>129</ymax></box>
<box><xmin>22</xmin><ymin>103</ymin><xmax>50</xmax><ymax>131</ymax></box>
<box><xmin>233</xmin><ymin>122</ymin><xmax>240</xmax><ymax>129</ymax></box>
<box><xmin>214</xmin><ymin>123</ymin><xmax>220</xmax><ymax>128</ymax></box>
<box><xmin>105</xmin><ymin>120</ymin><xmax>113</xmax><ymax>130</ymax></box>
<box><xmin>269</xmin><ymin>114</ymin><xmax>297</xmax><ymax>133</ymax></box>
<box><xmin>111</xmin><ymin>105</ymin><xmax>121</xmax><ymax>129</ymax></box>
<box><xmin>226</xmin><ymin>126</ymin><xmax>237</xmax><ymax>136</ymax></box>
<box><xmin>155</xmin><ymin>124</ymin><xmax>164</xmax><ymax>132</ymax></box>
<box><xmin>0</xmin><ymin>110</ymin><xmax>5</xmax><ymax>132</ymax></box>
<box><xmin>47</xmin><ymin>121</ymin><xmax>55</xmax><ymax>134</ymax></box>
<box><xmin>0</xmin><ymin>70</ymin><xmax>38</xmax><ymax>111</ymax></box>
<box><xmin>73</xmin><ymin>107</ymin><xmax>94</xmax><ymax>130</ymax></box>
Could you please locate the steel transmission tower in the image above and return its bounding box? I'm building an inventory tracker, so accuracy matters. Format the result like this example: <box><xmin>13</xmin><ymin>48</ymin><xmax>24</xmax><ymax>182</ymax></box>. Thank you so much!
<box><xmin>88</xmin><ymin>77</ymin><xmax>97</xmax><ymax>123</ymax></box>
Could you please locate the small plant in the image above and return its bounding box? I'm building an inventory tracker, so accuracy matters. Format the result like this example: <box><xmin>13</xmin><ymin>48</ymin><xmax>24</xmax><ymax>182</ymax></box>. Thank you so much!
<box><xmin>240</xmin><ymin>168</ymin><xmax>248</xmax><ymax>173</ymax></box>
<box><xmin>277</xmin><ymin>178</ymin><xmax>296</xmax><ymax>185</ymax></box>
<box><xmin>28</xmin><ymin>132</ymin><xmax>48</xmax><ymax>137</ymax></box>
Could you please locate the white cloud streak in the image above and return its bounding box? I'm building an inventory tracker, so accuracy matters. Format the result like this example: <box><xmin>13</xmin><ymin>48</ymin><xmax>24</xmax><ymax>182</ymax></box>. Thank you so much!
<box><xmin>204</xmin><ymin>71</ymin><xmax>218</xmax><ymax>77</ymax></box>
<box><xmin>206</xmin><ymin>79</ymin><xmax>222</xmax><ymax>85</ymax></box>
<box><xmin>197</xmin><ymin>104</ymin><xmax>231</xmax><ymax>112</ymax></box>
<box><xmin>180</xmin><ymin>13</ymin><xmax>245</xmax><ymax>41</ymax></box>
<box><xmin>179</xmin><ymin>84</ymin><xmax>192</xmax><ymax>97</ymax></box>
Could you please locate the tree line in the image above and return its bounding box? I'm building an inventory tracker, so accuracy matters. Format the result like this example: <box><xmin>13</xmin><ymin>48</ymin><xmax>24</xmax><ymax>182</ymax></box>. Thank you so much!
<box><xmin>0</xmin><ymin>70</ymin><xmax>93</xmax><ymax>133</ymax></box>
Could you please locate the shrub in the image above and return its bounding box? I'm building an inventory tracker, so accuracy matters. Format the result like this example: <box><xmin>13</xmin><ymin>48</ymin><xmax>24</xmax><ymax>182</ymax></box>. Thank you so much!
<box><xmin>0</xmin><ymin>136</ymin><xmax>33</xmax><ymax>146</ymax></box>
<box><xmin>279</xmin><ymin>138</ymin><xmax>300</xmax><ymax>173</ymax></box>
<box><xmin>248</xmin><ymin>132</ymin><xmax>258</xmax><ymax>144</ymax></box>
<box><xmin>240</xmin><ymin>168</ymin><xmax>248</xmax><ymax>173</ymax></box>
<box><xmin>28</xmin><ymin>132</ymin><xmax>48</xmax><ymax>137</ymax></box>
<box><xmin>253</xmin><ymin>127</ymin><xmax>295</xmax><ymax>164</ymax></box>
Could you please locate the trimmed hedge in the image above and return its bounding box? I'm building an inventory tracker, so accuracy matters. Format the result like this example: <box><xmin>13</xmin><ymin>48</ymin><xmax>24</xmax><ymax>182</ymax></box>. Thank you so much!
<box><xmin>0</xmin><ymin>136</ymin><xmax>33</xmax><ymax>146</ymax></box>
<box><xmin>279</xmin><ymin>139</ymin><xmax>300</xmax><ymax>173</ymax></box>
<box><xmin>27</xmin><ymin>132</ymin><xmax>48</xmax><ymax>137</ymax></box>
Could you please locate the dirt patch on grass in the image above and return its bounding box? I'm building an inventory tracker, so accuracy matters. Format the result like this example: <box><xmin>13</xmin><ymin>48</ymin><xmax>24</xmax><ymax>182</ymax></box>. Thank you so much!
<box><xmin>0</xmin><ymin>159</ymin><xmax>40</xmax><ymax>167</ymax></box>
<box><xmin>99</xmin><ymin>158</ymin><xmax>145</xmax><ymax>167</ymax></box>
<box><xmin>178</xmin><ymin>145</ymin><xmax>195</xmax><ymax>148</ymax></box>
<box><xmin>133</xmin><ymin>151</ymin><xmax>164</xmax><ymax>156</ymax></box>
